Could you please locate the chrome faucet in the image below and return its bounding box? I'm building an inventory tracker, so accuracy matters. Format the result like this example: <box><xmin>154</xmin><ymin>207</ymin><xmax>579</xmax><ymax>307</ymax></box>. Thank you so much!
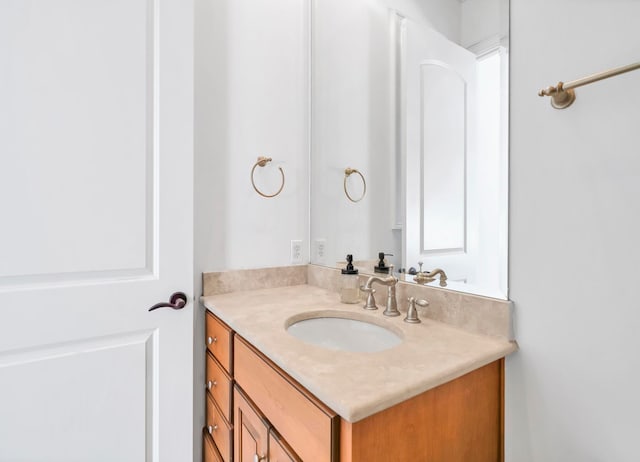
<box><xmin>362</xmin><ymin>266</ymin><xmax>400</xmax><ymax>317</ymax></box>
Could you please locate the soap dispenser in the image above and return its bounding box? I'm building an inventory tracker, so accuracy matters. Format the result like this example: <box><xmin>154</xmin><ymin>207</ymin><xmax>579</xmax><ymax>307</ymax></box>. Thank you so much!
<box><xmin>340</xmin><ymin>254</ymin><xmax>360</xmax><ymax>304</ymax></box>
<box><xmin>374</xmin><ymin>252</ymin><xmax>393</xmax><ymax>274</ymax></box>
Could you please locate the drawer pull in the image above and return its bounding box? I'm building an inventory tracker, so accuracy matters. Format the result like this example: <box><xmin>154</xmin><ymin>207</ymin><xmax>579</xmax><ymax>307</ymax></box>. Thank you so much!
<box><xmin>253</xmin><ymin>454</ymin><xmax>266</xmax><ymax>462</ymax></box>
<box><xmin>206</xmin><ymin>380</ymin><xmax>217</xmax><ymax>390</ymax></box>
<box><xmin>207</xmin><ymin>424</ymin><xmax>218</xmax><ymax>434</ymax></box>
<box><xmin>207</xmin><ymin>336</ymin><xmax>217</xmax><ymax>345</ymax></box>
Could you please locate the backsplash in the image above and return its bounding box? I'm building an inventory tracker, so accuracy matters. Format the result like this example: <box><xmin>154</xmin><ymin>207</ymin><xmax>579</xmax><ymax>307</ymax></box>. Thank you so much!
<box><xmin>308</xmin><ymin>265</ymin><xmax>513</xmax><ymax>340</ymax></box>
<box><xmin>203</xmin><ymin>265</ymin><xmax>307</xmax><ymax>295</ymax></box>
<box><xmin>203</xmin><ymin>264</ymin><xmax>514</xmax><ymax>340</ymax></box>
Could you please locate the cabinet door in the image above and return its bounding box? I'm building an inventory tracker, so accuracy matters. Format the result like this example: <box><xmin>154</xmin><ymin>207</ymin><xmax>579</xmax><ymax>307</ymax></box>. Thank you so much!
<box><xmin>234</xmin><ymin>336</ymin><xmax>339</xmax><ymax>462</ymax></box>
<box><xmin>269</xmin><ymin>429</ymin><xmax>302</xmax><ymax>462</ymax></box>
<box><xmin>234</xmin><ymin>386</ymin><xmax>269</xmax><ymax>462</ymax></box>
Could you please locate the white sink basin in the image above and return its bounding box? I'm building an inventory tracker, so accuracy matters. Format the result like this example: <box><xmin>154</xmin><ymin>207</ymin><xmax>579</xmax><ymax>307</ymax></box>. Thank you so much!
<box><xmin>285</xmin><ymin>312</ymin><xmax>402</xmax><ymax>353</ymax></box>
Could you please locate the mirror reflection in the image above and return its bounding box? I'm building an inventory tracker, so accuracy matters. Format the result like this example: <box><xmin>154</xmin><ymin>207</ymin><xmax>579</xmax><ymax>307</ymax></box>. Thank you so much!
<box><xmin>310</xmin><ymin>0</ymin><xmax>509</xmax><ymax>299</ymax></box>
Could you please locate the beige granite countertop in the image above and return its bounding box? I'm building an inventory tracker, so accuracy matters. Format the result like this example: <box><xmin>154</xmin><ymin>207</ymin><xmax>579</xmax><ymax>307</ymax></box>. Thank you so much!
<box><xmin>202</xmin><ymin>284</ymin><xmax>517</xmax><ymax>423</ymax></box>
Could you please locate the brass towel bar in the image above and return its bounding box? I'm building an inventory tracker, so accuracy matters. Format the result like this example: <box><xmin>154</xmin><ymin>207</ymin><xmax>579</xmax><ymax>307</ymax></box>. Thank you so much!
<box><xmin>539</xmin><ymin>61</ymin><xmax>640</xmax><ymax>109</ymax></box>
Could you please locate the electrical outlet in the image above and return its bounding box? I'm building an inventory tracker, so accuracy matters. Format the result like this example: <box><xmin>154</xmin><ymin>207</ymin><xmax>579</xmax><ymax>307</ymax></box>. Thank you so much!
<box><xmin>314</xmin><ymin>239</ymin><xmax>327</xmax><ymax>264</ymax></box>
<box><xmin>290</xmin><ymin>240</ymin><xmax>303</xmax><ymax>264</ymax></box>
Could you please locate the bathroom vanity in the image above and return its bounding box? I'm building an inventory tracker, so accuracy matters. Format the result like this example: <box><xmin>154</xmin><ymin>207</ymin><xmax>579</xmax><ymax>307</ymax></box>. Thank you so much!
<box><xmin>200</xmin><ymin>276</ymin><xmax>516</xmax><ymax>462</ymax></box>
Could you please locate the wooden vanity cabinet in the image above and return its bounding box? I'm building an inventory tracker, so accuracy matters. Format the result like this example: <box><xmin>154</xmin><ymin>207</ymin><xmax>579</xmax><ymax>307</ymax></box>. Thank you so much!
<box><xmin>339</xmin><ymin>359</ymin><xmax>504</xmax><ymax>462</ymax></box>
<box><xmin>204</xmin><ymin>311</ymin><xmax>505</xmax><ymax>462</ymax></box>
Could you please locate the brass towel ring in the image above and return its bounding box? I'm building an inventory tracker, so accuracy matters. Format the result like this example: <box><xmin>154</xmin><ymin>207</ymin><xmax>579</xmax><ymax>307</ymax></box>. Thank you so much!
<box><xmin>344</xmin><ymin>167</ymin><xmax>366</xmax><ymax>203</ymax></box>
<box><xmin>251</xmin><ymin>156</ymin><xmax>285</xmax><ymax>198</ymax></box>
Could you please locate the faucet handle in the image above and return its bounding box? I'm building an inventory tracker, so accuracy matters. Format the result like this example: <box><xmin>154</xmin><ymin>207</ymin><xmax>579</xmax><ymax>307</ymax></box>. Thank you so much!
<box><xmin>404</xmin><ymin>297</ymin><xmax>429</xmax><ymax>324</ymax></box>
<box><xmin>360</xmin><ymin>285</ymin><xmax>378</xmax><ymax>310</ymax></box>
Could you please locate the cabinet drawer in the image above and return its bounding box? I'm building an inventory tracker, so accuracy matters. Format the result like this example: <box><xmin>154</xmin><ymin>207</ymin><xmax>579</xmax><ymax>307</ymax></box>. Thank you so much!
<box><xmin>206</xmin><ymin>352</ymin><xmax>233</xmax><ymax>422</ymax></box>
<box><xmin>206</xmin><ymin>393</ymin><xmax>233</xmax><ymax>462</ymax></box>
<box><xmin>234</xmin><ymin>336</ymin><xmax>339</xmax><ymax>462</ymax></box>
<box><xmin>203</xmin><ymin>431</ymin><xmax>223</xmax><ymax>462</ymax></box>
<box><xmin>206</xmin><ymin>311</ymin><xmax>233</xmax><ymax>374</ymax></box>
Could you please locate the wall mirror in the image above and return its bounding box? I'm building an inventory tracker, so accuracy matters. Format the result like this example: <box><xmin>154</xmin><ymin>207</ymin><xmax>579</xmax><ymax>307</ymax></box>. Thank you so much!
<box><xmin>310</xmin><ymin>0</ymin><xmax>509</xmax><ymax>299</ymax></box>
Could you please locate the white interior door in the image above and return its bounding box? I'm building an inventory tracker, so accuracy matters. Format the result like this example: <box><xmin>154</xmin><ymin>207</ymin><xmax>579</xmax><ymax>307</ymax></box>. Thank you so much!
<box><xmin>0</xmin><ymin>1</ymin><xmax>194</xmax><ymax>461</ymax></box>
<box><xmin>404</xmin><ymin>20</ymin><xmax>477</xmax><ymax>283</ymax></box>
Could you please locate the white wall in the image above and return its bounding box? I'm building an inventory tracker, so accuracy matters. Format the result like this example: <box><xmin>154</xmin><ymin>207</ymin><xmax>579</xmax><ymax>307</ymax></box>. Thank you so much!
<box><xmin>194</xmin><ymin>0</ymin><xmax>309</xmax><ymax>459</ymax></box>
<box><xmin>197</xmin><ymin>0</ymin><xmax>309</xmax><ymax>274</ymax></box>
<box><xmin>460</xmin><ymin>0</ymin><xmax>508</xmax><ymax>50</ymax></box>
<box><xmin>387</xmin><ymin>0</ymin><xmax>461</xmax><ymax>42</ymax></box>
<box><xmin>507</xmin><ymin>1</ymin><xmax>640</xmax><ymax>460</ymax></box>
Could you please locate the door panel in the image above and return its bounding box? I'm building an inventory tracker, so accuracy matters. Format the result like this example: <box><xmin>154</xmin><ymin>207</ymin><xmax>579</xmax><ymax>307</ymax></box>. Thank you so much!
<box><xmin>0</xmin><ymin>332</ymin><xmax>153</xmax><ymax>462</ymax></box>
<box><xmin>0</xmin><ymin>0</ymin><xmax>194</xmax><ymax>460</ymax></box>
<box><xmin>0</xmin><ymin>0</ymin><xmax>153</xmax><ymax>282</ymax></box>
<box><xmin>421</xmin><ymin>63</ymin><xmax>467</xmax><ymax>253</ymax></box>
<box><xmin>404</xmin><ymin>20</ymin><xmax>477</xmax><ymax>282</ymax></box>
